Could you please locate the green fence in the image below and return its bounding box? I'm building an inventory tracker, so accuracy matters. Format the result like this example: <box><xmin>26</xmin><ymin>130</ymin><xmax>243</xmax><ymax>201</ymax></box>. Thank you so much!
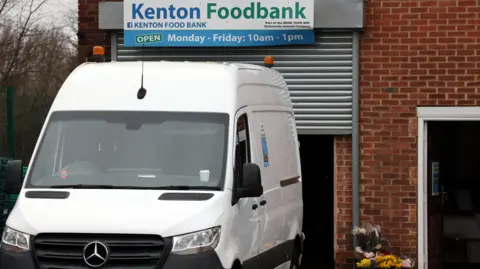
<box><xmin>0</xmin><ymin>158</ymin><xmax>25</xmax><ymax>230</ymax></box>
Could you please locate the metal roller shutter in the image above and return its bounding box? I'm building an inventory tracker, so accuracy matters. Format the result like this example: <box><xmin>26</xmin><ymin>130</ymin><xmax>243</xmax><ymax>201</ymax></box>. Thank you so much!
<box><xmin>115</xmin><ymin>31</ymin><xmax>353</xmax><ymax>135</ymax></box>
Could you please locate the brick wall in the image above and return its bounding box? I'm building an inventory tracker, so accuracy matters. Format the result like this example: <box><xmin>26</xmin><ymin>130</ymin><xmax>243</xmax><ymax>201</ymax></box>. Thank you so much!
<box><xmin>334</xmin><ymin>136</ymin><xmax>354</xmax><ymax>266</ymax></box>
<box><xmin>78</xmin><ymin>0</ymin><xmax>116</xmax><ymax>63</ymax></box>
<box><xmin>335</xmin><ymin>0</ymin><xmax>480</xmax><ymax>268</ymax></box>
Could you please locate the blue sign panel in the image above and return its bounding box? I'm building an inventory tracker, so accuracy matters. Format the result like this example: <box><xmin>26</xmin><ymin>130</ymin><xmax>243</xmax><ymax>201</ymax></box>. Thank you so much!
<box><xmin>123</xmin><ymin>1</ymin><xmax>315</xmax><ymax>47</ymax></box>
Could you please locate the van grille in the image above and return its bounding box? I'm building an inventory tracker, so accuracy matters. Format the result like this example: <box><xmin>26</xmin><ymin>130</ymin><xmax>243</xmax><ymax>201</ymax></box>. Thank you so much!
<box><xmin>33</xmin><ymin>233</ymin><xmax>165</xmax><ymax>269</ymax></box>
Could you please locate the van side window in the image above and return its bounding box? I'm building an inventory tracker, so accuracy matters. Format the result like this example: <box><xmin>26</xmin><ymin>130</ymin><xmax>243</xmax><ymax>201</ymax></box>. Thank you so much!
<box><xmin>234</xmin><ymin>114</ymin><xmax>250</xmax><ymax>188</ymax></box>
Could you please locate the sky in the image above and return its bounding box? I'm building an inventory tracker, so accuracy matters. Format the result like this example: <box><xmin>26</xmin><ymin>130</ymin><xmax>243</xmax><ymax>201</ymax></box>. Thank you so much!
<box><xmin>6</xmin><ymin>0</ymin><xmax>78</xmax><ymax>33</ymax></box>
<box><xmin>41</xmin><ymin>0</ymin><xmax>77</xmax><ymax>29</ymax></box>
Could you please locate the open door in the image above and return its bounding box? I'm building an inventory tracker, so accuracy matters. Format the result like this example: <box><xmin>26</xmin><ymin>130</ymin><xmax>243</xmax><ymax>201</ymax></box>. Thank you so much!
<box><xmin>427</xmin><ymin>121</ymin><xmax>446</xmax><ymax>269</ymax></box>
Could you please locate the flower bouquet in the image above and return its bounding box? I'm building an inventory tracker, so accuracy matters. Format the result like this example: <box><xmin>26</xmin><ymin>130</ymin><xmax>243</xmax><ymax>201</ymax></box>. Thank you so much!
<box><xmin>353</xmin><ymin>223</ymin><xmax>415</xmax><ymax>269</ymax></box>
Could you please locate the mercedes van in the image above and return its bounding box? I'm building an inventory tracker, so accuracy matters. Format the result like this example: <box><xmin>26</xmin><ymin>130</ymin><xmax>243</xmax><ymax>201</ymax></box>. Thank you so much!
<box><xmin>0</xmin><ymin>52</ymin><xmax>304</xmax><ymax>269</ymax></box>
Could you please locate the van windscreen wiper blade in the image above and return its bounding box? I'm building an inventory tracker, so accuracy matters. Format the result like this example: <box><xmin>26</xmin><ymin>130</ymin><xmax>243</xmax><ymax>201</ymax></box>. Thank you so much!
<box><xmin>50</xmin><ymin>184</ymin><xmax>116</xmax><ymax>189</ymax></box>
<box><xmin>48</xmin><ymin>185</ymin><xmax>221</xmax><ymax>190</ymax></box>
<box><xmin>151</xmin><ymin>185</ymin><xmax>221</xmax><ymax>190</ymax></box>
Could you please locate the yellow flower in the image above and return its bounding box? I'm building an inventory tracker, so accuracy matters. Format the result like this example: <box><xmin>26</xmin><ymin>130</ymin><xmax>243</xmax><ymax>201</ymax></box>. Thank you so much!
<box><xmin>375</xmin><ymin>255</ymin><xmax>405</xmax><ymax>268</ymax></box>
<box><xmin>356</xmin><ymin>258</ymin><xmax>371</xmax><ymax>268</ymax></box>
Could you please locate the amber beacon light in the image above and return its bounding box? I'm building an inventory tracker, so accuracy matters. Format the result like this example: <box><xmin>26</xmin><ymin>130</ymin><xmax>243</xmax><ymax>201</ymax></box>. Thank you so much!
<box><xmin>264</xmin><ymin>56</ymin><xmax>274</xmax><ymax>68</ymax></box>
<box><xmin>90</xmin><ymin>46</ymin><xmax>106</xmax><ymax>62</ymax></box>
<box><xmin>93</xmin><ymin>46</ymin><xmax>105</xmax><ymax>56</ymax></box>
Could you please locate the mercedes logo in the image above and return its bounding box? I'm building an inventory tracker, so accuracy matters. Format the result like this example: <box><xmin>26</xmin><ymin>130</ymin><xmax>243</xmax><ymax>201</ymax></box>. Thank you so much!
<box><xmin>82</xmin><ymin>241</ymin><xmax>110</xmax><ymax>268</ymax></box>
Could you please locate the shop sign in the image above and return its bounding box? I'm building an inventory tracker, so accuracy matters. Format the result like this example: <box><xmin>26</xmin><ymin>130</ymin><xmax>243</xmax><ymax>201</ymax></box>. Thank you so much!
<box><xmin>123</xmin><ymin>0</ymin><xmax>315</xmax><ymax>47</ymax></box>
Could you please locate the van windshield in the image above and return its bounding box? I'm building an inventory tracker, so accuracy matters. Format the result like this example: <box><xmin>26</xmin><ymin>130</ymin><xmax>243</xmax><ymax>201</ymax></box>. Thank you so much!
<box><xmin>26</xmin><ymin>111</ymin><xmax>229</xmax><ymax>190</ymax></box>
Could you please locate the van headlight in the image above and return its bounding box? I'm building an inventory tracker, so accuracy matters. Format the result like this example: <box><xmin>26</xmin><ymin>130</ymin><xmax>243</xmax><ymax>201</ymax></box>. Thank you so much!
<box><xmin>172</xmin><ymin>226</ymin><xmax>221</xmax><ymax>255</ymax></box>
<box><xmin>1</xmin><ymin>226</ymin><xmax>30</xmax><ymax>252</ymax></box>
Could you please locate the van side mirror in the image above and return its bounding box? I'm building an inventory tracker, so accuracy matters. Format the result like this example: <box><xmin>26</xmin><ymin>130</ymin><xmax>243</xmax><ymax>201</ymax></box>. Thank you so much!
<box><xmin>4</xmin><ymin>160</ymin><xmax>23</xmax><ymax>194</ymax></box>
<box><xmin>236</xmin><ymin>163</ymin><xmax>263</xmax><ymax>199</ymax></box>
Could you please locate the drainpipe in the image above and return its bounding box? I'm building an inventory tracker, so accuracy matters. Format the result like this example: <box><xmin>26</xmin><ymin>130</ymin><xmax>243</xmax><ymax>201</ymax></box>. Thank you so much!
<box><xmin>351</xmin><ymin>31</ymin><xmax>360</xmax><ymax>258</ymax></box>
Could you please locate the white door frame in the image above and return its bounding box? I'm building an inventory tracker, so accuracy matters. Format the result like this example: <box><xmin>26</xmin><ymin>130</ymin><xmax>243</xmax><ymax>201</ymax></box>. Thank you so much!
<box><xmin>417</xmin><ymin>107</ymin><xmax>480</xmax><ymax>269</ymax></box>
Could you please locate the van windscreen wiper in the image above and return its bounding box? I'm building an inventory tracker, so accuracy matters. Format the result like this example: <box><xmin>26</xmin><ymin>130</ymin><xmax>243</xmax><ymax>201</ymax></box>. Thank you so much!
<box><xmin>49</xmin><ymin>184</ymin><xmax>221</xmax><ymax>190</ymax></box>
<box><xmin>50</xmin><ymin>184</ymin><xmax>117</xmax><ymax>189</ymax></box>
<box><xmin>150</xmin><ymin>185</ymin><xmax>221</xmax><ymax>191</ymax></box>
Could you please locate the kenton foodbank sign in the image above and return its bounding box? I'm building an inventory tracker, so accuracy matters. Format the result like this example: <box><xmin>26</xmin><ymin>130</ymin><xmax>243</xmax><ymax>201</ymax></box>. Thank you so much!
<box><xmin>123</xmin><ymin>0</ymin><xmax>314</xmax><ymax>47</ymax></box>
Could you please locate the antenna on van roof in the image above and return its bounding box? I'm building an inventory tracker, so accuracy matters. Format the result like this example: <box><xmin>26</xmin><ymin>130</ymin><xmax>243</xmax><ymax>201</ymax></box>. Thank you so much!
<box><xmin>137</xmin><ymin>44</ymin><xmax>147</xmax><ymax>100</ymax></box>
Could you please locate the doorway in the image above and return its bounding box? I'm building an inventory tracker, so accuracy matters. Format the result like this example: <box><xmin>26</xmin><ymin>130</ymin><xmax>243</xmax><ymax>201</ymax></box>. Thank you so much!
<box><xmin>298</xmin><ymin>135</ymin><xmax>334</xmax><ymax>269</ymax></box>
<box><xmin>426</xmin><ymin>121</ymin><xmax>480</xmax><ymax>269</ymax></box>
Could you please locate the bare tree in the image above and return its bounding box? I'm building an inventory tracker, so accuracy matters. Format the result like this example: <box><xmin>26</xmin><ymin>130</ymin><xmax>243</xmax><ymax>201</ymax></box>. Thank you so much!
<box><xmin>62</xmin><ymin>1</ymin><xmax>78</xmax><ymax>48</ymax></box>
<box><xmin>0</xmin><ymin>0</ymin><xmax>18</xmax><ymax>20</ymax></box>
<box><xmin>0</xmin><ymin>0</ymin><xmax>50</xmax><ymax>89</ymax></box>
<box><xmin>0</xmin><ymin>1</ymin><xmax>78</xmax><ymax>161</ymax></box>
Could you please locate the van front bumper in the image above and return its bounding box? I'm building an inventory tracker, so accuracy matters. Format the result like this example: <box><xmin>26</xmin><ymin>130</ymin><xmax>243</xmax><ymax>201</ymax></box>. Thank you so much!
<box><xmin>163</xmin><ymin>251</ymin><xmax>226</xmax><ymax>269</ymax></box>
<box><xmin>0</xmin><ymin>246</ymin><xmax>226</xmax><ymax>269</ymax></box>
<box><xmin>0</xmin><ymin>247</ymin><xmax>36</xmax><ymax>269</ymax></box>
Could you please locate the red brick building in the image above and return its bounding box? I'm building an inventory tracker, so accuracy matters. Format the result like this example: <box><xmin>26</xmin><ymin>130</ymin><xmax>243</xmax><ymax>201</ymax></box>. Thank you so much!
<box><xmin>77</xmin><ymin>1</ymin><xmax>480</xmax><ymax>268</ymax></box>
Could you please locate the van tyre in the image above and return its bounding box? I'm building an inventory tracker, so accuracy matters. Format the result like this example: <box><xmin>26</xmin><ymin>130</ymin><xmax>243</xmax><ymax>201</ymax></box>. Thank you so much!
<box><xmin>290</xmin><ymin>246</ymin><xmax>301</xmax><ymax>269</ymax></box>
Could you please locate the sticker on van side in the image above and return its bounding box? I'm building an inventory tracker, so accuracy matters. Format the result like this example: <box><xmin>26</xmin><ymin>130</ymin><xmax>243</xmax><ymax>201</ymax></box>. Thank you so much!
<box><xmin>260</xmin><ymin>123</ymin><xmax>269</xmax><ymax>167</ymax></box>
<box><xmin>237</xmin><ymin>117</ymin><xmax>247</xmax><ymax>143</ymax></box>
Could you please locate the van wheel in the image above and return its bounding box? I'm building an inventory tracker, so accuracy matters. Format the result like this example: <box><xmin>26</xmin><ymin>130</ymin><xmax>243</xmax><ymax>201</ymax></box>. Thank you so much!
<box><xmin>290</xmin><ymin>246</ymin><xmax>300</xmax><ymax>269</ymax></box>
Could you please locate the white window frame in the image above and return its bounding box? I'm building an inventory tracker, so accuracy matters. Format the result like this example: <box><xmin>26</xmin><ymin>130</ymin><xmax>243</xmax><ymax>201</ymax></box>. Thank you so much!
<box><xmin>417</xmin><ymin>106</ymin><xmax>480</xmax><ymax>269</ymax></box>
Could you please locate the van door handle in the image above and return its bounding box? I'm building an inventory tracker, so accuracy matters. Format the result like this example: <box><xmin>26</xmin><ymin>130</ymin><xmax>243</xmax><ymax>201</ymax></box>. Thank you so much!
<box><xmin>252</xmin><ymin>204</ymin><xmax>258</xmax><ymax>210</ymax></box>
<box><xmin>260</xmin><ymin>200</ymin><xmax>267</xmax><ymax>206</ymax></box>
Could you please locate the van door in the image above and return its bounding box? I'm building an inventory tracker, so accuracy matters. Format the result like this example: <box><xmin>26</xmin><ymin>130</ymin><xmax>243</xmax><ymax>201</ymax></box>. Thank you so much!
<box><xmin>250</xmin><ymin>110</ymin><xmax>289</xmax><ymax>268</ymax></box>
<box><xmin>232</xmin><ymin>111</ymin><xmax>262</xmax><ymax>268</ymax></box>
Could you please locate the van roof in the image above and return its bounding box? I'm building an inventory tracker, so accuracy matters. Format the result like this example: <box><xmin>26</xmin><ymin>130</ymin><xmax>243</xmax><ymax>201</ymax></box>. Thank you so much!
<box><xmin>51</xmin><ymin>61</ymin><xmax>290</xmax><ymax>114</ymax></box>
<box><xmin>79</xmin><ymin>60</ymin><xmax>267</xmax><ymax>72</ymax></box>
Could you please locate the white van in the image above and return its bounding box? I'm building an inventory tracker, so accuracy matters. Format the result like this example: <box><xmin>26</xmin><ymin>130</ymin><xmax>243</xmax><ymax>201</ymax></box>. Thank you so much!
<box><xmin>0</xmin><ymin>53</ymin><xmax>304</xmax><ymax>269</ymax></box>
